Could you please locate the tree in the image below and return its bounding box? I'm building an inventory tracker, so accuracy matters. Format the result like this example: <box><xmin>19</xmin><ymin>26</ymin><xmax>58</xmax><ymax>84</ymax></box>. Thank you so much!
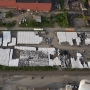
<box><xmin>83</xmin><ymin>0</ymin><xmax>87</xmax><ymax>3</ymax></box>
<box><xmin>88</xmin><ymin>8</ymin><xmax>90</xmax><ymax>12</ymax></box>
<box><xmin>6</xmin><ymin>11</ymin><xmax>13</xmax><ymax>18</ymax></box>
<box><xmin>55</xmin><ymin>12</ymin><xmax>69</xmax><ymax>27</ymax></box>
<box><xmin>59</xmin><ymin>0</ymin><xmax>64</xmax><ymax>9</ymax></box>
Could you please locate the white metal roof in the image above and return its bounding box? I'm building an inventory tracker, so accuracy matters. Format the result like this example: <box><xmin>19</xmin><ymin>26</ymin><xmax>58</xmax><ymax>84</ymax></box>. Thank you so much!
<box><xmin>9</xmin><ymin>59</ymin><xmax>19</xmax><ymax>66</ymax></box>
<box><xmin>38</xmin><ymin>47</ymin><xmax>55</xmax><ymax>54</ymax></box>
<box><xmin>88</xmin><ymin>61</ymin><xmax>90</xmax><ymax>68</ymax></box>
<box><xmin>76</xmin><ymin>37</ymin><xmax>81</xmax><ymax>45</ymax></box>
<box><xmin>8</xmin><ymin>38</ymin><xmax>16</xmax><ymax>46</ymax></box>
<box><xmin>38</xmin><ymin>48</ymin><xmax>61</xmax><ymax>66</ymax></box>
<box><xmin>17</xmin><ymin>31</ymin><xmax>43</xmax><ymax>44</ymax></box>
<box><xmin>0</xmin><ymin>48</ymin><xmax>10</xmax><ymax>66</ymax></box>
<box><xmin>0</xmin><ymin>38</ymin><xmax>2</xmax><ymax>46</ymax></box>
<box><xmin>49</xmin><ymin>57</ymin><xmax>61</xmax><ymax>66</ymax></box>
<box><xmin>57</xmin><ymin>32</ymin><xmax>81</xmax><ymax>46</ymax></box>
<box><xmin>71</xmin><ymin>53</ymin><xmax>83</xmax><ymax>68</ymax></box>
<box><xmin>71</xmin><ymin>58</ymin><xmax>83</xmax><ymax>68</ymax></box>
<box><xmin>15</xmin><ymin>46</ymin><xmax>36</xmax><ymax>50</ymax></box>
<box><xmin>0</xmin><ymin>48</ymin><xmax>19</xmax><ymax>66</ymax></box>
<box><xmin>9</xmin><ymin>49</ymin><xmax>19</xmax><ymax>66</ymax></box>
<box><xmin>57</xmin><ymin>32</ymin><xmax>66</xmax><ymax>44</ymax></box>
<box><xmin>85</xmin><ymin>38</ymin><xmax>90</xmax><ymax>45</ymax></box>
<box><xmin>2</xmin><ymin>31</ymin><xmax>11</xmax><ymax>46</ymax></box>
<box><xmin>83</xmin><ymin>62</ymin><xmax>88</xmax><ymax>68</ymax></box>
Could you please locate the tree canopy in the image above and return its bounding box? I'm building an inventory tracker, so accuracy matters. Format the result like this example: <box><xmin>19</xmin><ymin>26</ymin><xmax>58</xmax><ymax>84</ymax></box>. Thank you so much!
<box><xmin>6</xmin><ymin>10</ymin><xmax>13</xmax><ymax>18</ymax></box>
<box><xmin>55</xmin><ymin>12</ymin><xmax>69</xmax><ymax>27</ymax></box>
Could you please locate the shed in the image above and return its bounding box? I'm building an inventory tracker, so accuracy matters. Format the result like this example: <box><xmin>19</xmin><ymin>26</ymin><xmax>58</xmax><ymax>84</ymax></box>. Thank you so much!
<box><xmin>33</xmin><ymin>15</ymin><xmax>41</xmax><ymax>22</ymax></box>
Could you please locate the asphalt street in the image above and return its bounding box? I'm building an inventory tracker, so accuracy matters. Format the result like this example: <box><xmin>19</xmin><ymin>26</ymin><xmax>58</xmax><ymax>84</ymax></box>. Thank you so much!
<box><xmin>0</xmin><ymin>27</ymin><xmax>90</xmax><ymax>32</ymax></box>
<box><xmin>0</xmin><ymin>70</ymin><xmax>90</xmax><ymax>76</ymax></box>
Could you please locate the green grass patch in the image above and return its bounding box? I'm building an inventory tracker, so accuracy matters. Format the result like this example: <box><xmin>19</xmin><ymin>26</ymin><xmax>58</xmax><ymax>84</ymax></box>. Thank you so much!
<box><xmin>0</xmin><ymin>20</ymin><xmax>16</xmax><ymax>27</ymax></box>
<box><xmin>0</xmin><ymin>65</ymin><xmax>57</xmax><ymax>71</ymax></box>
<box><xmin>19</xmin><ymin>16</ymin><xmax>53</xmax><ymax>28</ymax></box>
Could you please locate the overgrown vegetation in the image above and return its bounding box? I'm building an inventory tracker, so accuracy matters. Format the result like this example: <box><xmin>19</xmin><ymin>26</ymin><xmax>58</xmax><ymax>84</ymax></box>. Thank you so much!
<box><xmin>55</xmin><ymin>12</ymin><xmax>69</xmax><ymax>27</ymax></box>
<box><xmin>0</xmin><ymin>20</ymin><xmax>16</xmax><ymax>27</ymax></box>
<box><xmin>83</xmin><ymin>15</ymin><xmax>87</xmax><ymax>20</ymax></box>
<box><xmin>19</xmin><ymin>16</ymin><xmax>53</xmax><ymax>27</ymax></box>
<box><xmin>59</xmin><ymin>0</ymin><xmax>64</xmax><ymax>10</ymax></box>
<box><xmin>6</xmin><ymin>10</ymin><xmax>13</xmax><ymax>18</ymax></box>
<box><xmin>82</xmin><ymin>0</ymin><xmax>87</xmax><ymax>3</ymax></box>
<box><xmin>88</xmin><ymin>8</ymin><xmax>90</xmax><ymax>12</ymax></box>
<box><xmin>0</xmin><ymin>65</ymin><xmax>57</xmax><ymax>71</ymax></box>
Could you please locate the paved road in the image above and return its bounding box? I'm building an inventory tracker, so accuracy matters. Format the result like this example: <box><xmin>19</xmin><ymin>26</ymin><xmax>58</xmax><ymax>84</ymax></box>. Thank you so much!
<box><xmin>0</xmin><ymin>27</ymin><xmax>68</xmax><ymax>31</ymax></box>
<box><xmin>51</xmin><ymin>11</ymin><xmax>82</xmax><ymax>15</ymax></box>
<box><xmin>0</xmin><ymin>70</ymin><xmax>90</xmax><ymax>76</ymax></box>
<box><xmin>0</xmin><ymin>27</ymin><xmax>90</xmax><ymax>32</ymax></box>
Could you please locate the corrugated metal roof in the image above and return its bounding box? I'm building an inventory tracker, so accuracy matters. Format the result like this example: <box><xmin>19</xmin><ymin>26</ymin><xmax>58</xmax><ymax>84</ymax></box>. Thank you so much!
<box><xmin>17</xmin><ymin>31</ymin><xmax>43</xmax><ymax>44</ymax></box>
